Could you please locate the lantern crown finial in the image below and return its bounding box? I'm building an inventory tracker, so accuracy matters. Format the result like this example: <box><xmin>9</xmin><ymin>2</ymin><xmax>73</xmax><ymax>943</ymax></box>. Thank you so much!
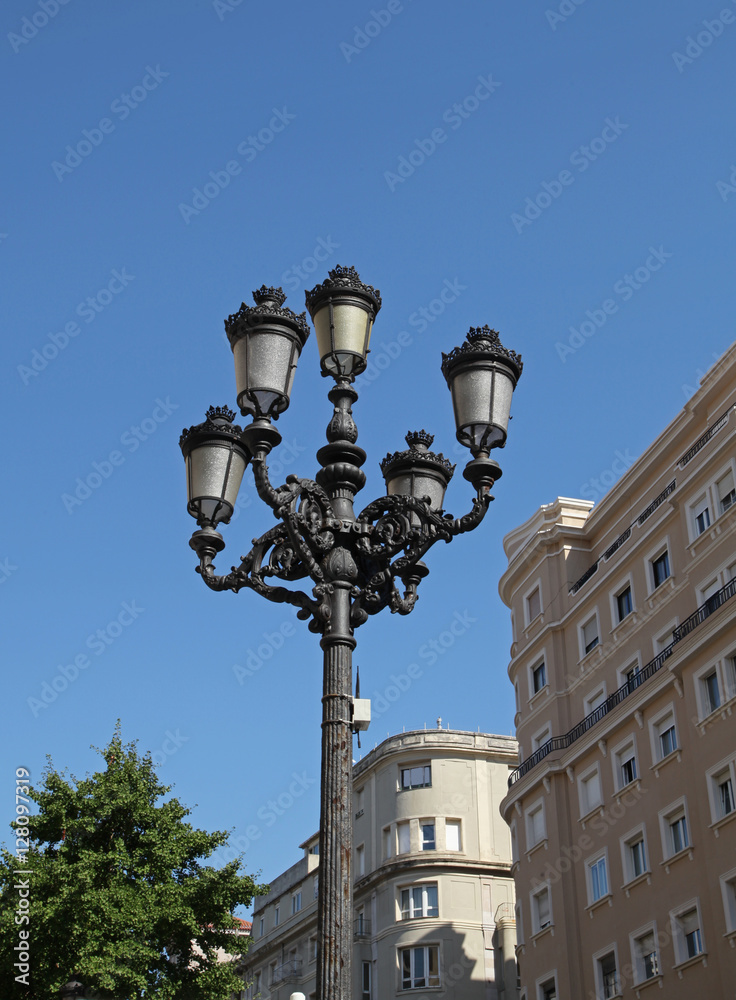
<box><xmin>441</xmin><ymin>326</ymin><xmax>523</xmax><ymax>383</ymax></box>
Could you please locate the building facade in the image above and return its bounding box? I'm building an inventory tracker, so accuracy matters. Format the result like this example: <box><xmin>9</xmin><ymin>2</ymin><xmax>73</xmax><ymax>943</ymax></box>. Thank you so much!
<box><xmin>499</xmin><ymin>346</ymin><xmax>736</xmax><ymax>999</ymax></box>
<box><xmin>242</xmin><ymin>728</ymin><xmax>520</xmax><ymax>999</ymax></box>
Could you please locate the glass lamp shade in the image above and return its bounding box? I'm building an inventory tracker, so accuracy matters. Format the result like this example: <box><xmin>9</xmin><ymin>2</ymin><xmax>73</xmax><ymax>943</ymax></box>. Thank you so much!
<box><xmin>225</xmin><ymin>286</ymin><xmax>310</xmax><ymax>420</ymax></box>
<box><xmin>179</xmin><ymin>406</ymin><xmax>249</xmax><ymax>527</ymax></box>
<box><xmin>305</xmin><ymin>265</ymin><xmax>381</xmax><ymax>379</ymax></box>
<box><xmin>380</xmin><ymin>431</ymin><xmax>455</xmax><ymax>526</ymax></box>
<box><xmin>441</xmin><ymin>326</ymin><xmax>523</xmax><ymax>457</ymax></box>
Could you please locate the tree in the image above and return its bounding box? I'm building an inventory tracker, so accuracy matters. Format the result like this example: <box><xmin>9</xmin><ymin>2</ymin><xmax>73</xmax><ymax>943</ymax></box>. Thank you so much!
<box><xmin>0</xmin><ymin>727</ymin><xmax>266</xmax><ymax>999</ymax></box>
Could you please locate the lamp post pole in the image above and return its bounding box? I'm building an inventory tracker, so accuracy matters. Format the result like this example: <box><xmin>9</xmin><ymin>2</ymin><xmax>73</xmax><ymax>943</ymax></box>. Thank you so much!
<box><xmin>180</xmin><ymin>266</ymin><xmax>523</xmax><ymax>1000</ymax></box>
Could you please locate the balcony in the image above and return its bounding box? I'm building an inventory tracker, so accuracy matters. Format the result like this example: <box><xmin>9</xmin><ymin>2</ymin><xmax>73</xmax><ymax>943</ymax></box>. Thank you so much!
<box><xmin>273</xmin><ymin>959</ymin><xmax>303</xmax><ymax>984</ymax></box>
<box><xmin>354</xmin><ymin>916</ymin><xmax>372</xmax><ymax>939</ymax></box>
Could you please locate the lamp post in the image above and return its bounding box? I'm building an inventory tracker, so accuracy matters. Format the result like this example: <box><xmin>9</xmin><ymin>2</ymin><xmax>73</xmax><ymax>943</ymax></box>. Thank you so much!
<box><xmin>179</xmin><ymin>266</ymin><xmax>522</xmax><ymax>1000</ymax></box>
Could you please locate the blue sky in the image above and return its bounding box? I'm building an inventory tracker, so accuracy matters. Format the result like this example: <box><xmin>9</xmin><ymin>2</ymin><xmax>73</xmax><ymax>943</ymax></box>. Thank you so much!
<box><xmin>2</xmin><ymin>0</ymin><xmax>734</xmax><ymax>912</ymax></box>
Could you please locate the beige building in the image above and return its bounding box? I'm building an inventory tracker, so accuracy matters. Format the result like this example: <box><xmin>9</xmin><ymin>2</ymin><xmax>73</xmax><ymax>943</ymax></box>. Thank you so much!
<box><xmin>241</xmin><ymin>728</ymin><xmax>520</xmax><ymax>999</ymax></box>
<box><xmin>498</xmin><ymin>346</ymin><xmax>736</xmax><ymax>999</ymax></box>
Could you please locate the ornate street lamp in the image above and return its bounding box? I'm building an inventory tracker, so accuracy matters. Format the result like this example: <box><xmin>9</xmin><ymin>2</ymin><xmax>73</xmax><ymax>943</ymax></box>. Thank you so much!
<box><xmin>179</xmin><ymin>266</ymin><xmax>523</xmax><ymax>1000</ymax></box>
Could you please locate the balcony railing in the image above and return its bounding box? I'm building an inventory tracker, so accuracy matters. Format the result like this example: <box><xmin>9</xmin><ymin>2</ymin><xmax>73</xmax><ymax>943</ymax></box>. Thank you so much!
<box><xmin>354</xmin><ymin>916</ymin><xmax>372</xmax><ymax>938</ymax></box>
<box><xmin>273</xmin><ymin>959</ymin><xmax>303</xmax><ymax>984</ymax></box>
<box><xmin>678</xmin><ymin>407</ymin><xmax>731</xmax><ymax>467</ymax></box>
<box><xmin>508</xmin><ymin>577</ymin><xmax>736</xmax><ymax>786</ymax></box>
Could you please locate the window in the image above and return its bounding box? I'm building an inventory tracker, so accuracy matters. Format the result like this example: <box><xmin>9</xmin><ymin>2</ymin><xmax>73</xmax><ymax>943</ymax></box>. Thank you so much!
<box><xmin>717</xmin><ymin>470</ymin><xmax>735</xmax><ymax>514</ymax></box>
<box><xmin>538</xmin><ymin>978</ymin><xmax>556</xmax><ymax>1000</ymax></box>
<box><xmin>532</xmin><ymin>725</ymin><xmax>551</xmax><ymax>751</ymax></box>
<box><xmin>526</xmin><ymin>585</ymin><xmax>542</xmax><ymax>623</ymax></box>
<box><xmin>622</xmin><ymin>828</ymin><xmax>648</xmax><ymax>882</ymax></box>
<box><xmin>401</xmin><ymin>765</ymin><xmax>431</xmax><ymax>790</ymax></box>
<box><xmin>632</xmin><ymin>928</ymin><xmax>658</xmax><ymax>982</ymax></box>
<box><xmin>726</xmin><ymin>653</ymin><xmax>736</xmax><ymax>699</ymax></box>
<box><xmin>721</xmin><ymin>871</ymin><xmax>736</xmax><ymax>932</ymax></box>
<box><xmin>526</xmin><ymin>800</ymin><xmax>546</xmax><ymax>849</ymax></box>
<box><xmin>292</xmin><ymin>891</ymin><xmax>302</xmax><ymax>914</ymax></box>
<box><xmin>421</xmin><ymin>823</ymin><xmax>435</xmax><ymax>851</ymax></box>
<box><xmin>616</xmin><ymin>585</ymin><xmax>633</xmax><ymax>622</ymax></box>
<box><xmin>532</xmin><ymin>660</ymin><xmax>547</xmax><ymax>694</ymax></box>
<box><xmin>269</xmin><ymin>962</ymin><xmax>277</xmax><ymax>985</ymax></box>
<box><xmin>259</xmin><ymin>917</ymin><xmax>264</xmax><ymax>937</ymax></box>
<box><xmin>310</xmin><ymin>935</ymin><xmax>318</xmax><ymax>961</ymax></box>
<box><xmin>654</xmin><ymin>711</ymin><xmax>678</xmax><ymax>760</ymax></box>
<box><xmin>581</xmin><ymin>615</ymin><xmax>599</xmax><ymax>655</ymax></box>
<box><xmin>313</xmin><ymin>874</ymin><xmax>319</xmax><ymax>899</ymax></box>
<box><xmin>651</xmin><ymin>550</ymin><xmax>670</xmax><ymax>588</ymax></box>
<box><xmin>587</xmin><ymin>854</ymin><xmax>609</xmax><ymax>903</ymax></box>
<box><xmin>692</xmin><ymin>495</ymin><xmax>711</xmax><ymax>536</ymax></box>
<box><xmin>622</xmin><ymin>661</ymin><xmax>643</xmax><ymax>692</ymax></box>
<box><xmin>613</xmin><ymin>739</ymin><xmax>638</xmax><ymax>790</ymax></box>
<box><xmin>596</xmin><ymin>951</ymin><xmax>618</xmax><ymax>999</ymax></box>
<box><xmin>383</xmin><ymin>826</ymin><xmax>391</xmax><ymax>860</ymax></box>
<box><xmin>355</xmin><ymin>786</ymin><xmax>364</xmax><ymax>816</ymax></box>
<box><xmin>400</xmin><ymin>883</ymin><xmax>438</xmax><ymax>919</ymax></box>
<box><xmin>362</xmin><ymin>960</ymin><xmax>371</xmax><ymax>999</ymax></box>
<box><xmin>400</xmin><ymin>945</ymin><xmax>440</xmax><ymax>989</ymax></box>
<box><xmin>531</xmin><ymin>885</ymin><xmax>551</xmax><ymax>933</ymax></box>
<box><xmin>355</xmin><ymin>907</ymin><xmax>367</xmax><ymax>935</ymax></box>
<box><xmin>672</xmin><ymin>905</ymin><xmax>703</xmax><ymax>963</ymax></box>
<box><xmin>579</xmin><ymin>767</ymin><xmax>602</xmax><ymax>816</ymax></box>
<box><xmin>584</xmin><ymin>685</ymin><xmax>607</xmax><ymax>716</ymax></box>
<box><xmin>701</xmin><ymin>668</ymin><xmax>722</xmax><ymax>715</ymax></box>
<box><xmin>254</xmin><ymin>971</ymin><xmax>261</xmax><ymax>994</ymax></box>
<box><xmin>661</xmin><ymin>802</ymin><xmax>690</xmax><ymax>858</ymax></box>
<box><xmin>445</xmin><ymin>819</ymin><xmax>461</xmax><ymax>852</ymax></box>
<box><xmin>274</xmin><ymin>906</ymin><xmax>279</xmax><ymax>927</ymax></box>
<box><xmin>510</xmin><ymin>821</ymin><xmax>518</xmax><ymax>864</ymax></box>
<box><xmin>356</xmin><ymin>844</ymin><xmax>365</xmax><ymax>876</ymax></box>
<box><xmin>397</xmin><ymin>822</ymin><xmax>410</xmax><ymax>854</ymax></box>
<box><xmin>711</xmin><ymin>764</ymin><xmax>735</xmax><ymax>820</ymax></box>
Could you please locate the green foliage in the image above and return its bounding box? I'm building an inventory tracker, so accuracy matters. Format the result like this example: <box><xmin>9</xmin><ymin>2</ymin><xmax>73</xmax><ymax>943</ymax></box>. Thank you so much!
<box><xmin>0</xmin><ymin>726</ymin><xmax>266</xmax><ymax>999</ymax></box>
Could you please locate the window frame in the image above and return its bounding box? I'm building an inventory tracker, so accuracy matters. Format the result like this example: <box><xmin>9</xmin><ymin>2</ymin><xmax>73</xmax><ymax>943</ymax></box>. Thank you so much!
<box><xmin>716</xmin><ymin>466</ymin><xmax>736</xmax><ymax>515</ymax></box>
<box><xmin>530</xmin><ymin>883</ymin><xmax>552</xmax><ymax>935</ymax></box>
<box><xmin>579</xmin><ymin>612</ymin><xmax>600</xmax><ymax>658</ymax></box>
<box><xmin>399</xmin><ymin>881</ymin><xmax>439</xmax><ymax>921</ymax></box>
<box><xmin>578</xmin><ymin>763</ymin><xmax>603</xmax><ymax>818</ymax></box>
<box><xmin>694</xmin><ymin>661</ymin><xmax>724</xmax><ymax>718</ymax></box>
<box><xmin>630</xmin><ymin>924</ymin><xmax>660</xmax><ymax>984</ymax></box>
<box><xmin>611</xmin><ymin>735</ymin><xmax>638</xmax><ymax>792</ymax></box>
<box><xmin>592</xmin><ymin>944</ymin><xmax>620</xmax><ymax>1000</ymax></box>
<box><xmin>689</xmin><ymin>492</ymin><xmax>712</xmax><ymax>539</ymax></box>
<box><xmin>361</xmin><ymin>959</ymin><xmax>371</xmax><ymax>999</ymax></box>
<box><xmin>670</xmin><ymin>899</ymin><xmax>705</xmax><ymax>965</ymax></box>
<box><xmin>536</xmin><ymin>975</ymin><xmax>557</xmax><ymax>1000</ymax></box>
<box><xmin>399</xmin><ymin>944</ymin><xmax>440</xmax><ymax>990</ymax></box>
<box><xmin>420</xmin><ymin>821</ymin><xmax>436</xmax><ymax>852</ymax></box>
<box><xmin>400</xmin><ymin>764</ymin><xmax>432</xmax><ymax>790</ymax></box>
<box><xmin>719</xmin><ymin>867</ymin><xmax>736</xmax><ymax>933</ymax></box>
<box><xmin>621</xmin><ymin>824</ymin><xmax>649</xmax><ymax>884</ymax></box>
<box><xmin>524</xmin><ymin>581</ymin><xmax>543</xmax><ymax>627</ymax></box>
<box><xmin>397</xmin><ymin>821</ymin><xmax>411</xmax><ymax>855</ymax></box>
<box><xmin>291</xmin><ymin>890</ymin><xmax>302</xmax><ymax>915</ymax></box>
<box><xmin>659</xmin><ymin>798</ymin><xmax>691</xmax><ymax>860</ymax></box>
<box><xmin>530</xmin><ymin>658</ymin><xmax>548</xmax><ymax>697</ymax></box>
<box><xmin>445</xmin><ymin>818</ymin><xmax>462</xmax><ymax>852</ymax></box>
<box><xmin>611</xmin><ymin>577</ymin><xmax>634</xmax><ymax>626</ymax></box>
<box><xmin>525</xmin><ymin>798</ymin><xmax>546</xmax><ymax>851</ymax></box>
<box><xmin>531</xmin><ymin>723</ymin><xmax>552</xmax><ymax>752</ymax></box>
<box><xmin>707</xmin><ymin>757</ymin><xmax>736</xmax><ymax>823</ymax></box>
<box><xmin>585</xmin><ymin>850</ymin><xmax>610</xmax><ymax>905</ymax></box>
<box><xmin>649</xmin><ymin>703</ymin><xmax>679</xmax><ymax>764</ymax></box>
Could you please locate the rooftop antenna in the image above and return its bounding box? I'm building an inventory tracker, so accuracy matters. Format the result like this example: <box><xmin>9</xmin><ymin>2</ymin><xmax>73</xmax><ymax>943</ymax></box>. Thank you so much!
<box><xmin>437</xmin><ymin>716</ymin><xmax>442</xmax><ymax>729</ymax></box>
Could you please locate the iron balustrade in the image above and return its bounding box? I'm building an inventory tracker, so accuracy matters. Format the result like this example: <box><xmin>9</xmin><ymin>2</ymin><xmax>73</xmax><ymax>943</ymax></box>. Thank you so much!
<box><xmin>354</xmin><ymin>916</ymin><xmax>372</xmax><ymax>938</ymax></box>
<box><xmin>569</xmin><ymin>561</ymin><xmax>599</xmax><ymax>595</ymax></box>
<box><xmin>678</xmin><ymin>408</ymin><xmax>731</xmax><ymax>468</ymax></box>
<box><xmin>637</xmin><ymin>480</ymin><xmax>676</xmax><ymax>526</ymax></box>
<box><xmin>509</xmin><ymin>577</ymin><xmax>736</xmax><ymax>785</ymax></box>
<box><xmin>273</xmin><ymin>959</ymin><xmax>303</xmax><ymax>983</ymax></box>
<box><xmin>603</xmin><ymin>527</ymin><xmax>631</xmax><ymax>561</ymax></box>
